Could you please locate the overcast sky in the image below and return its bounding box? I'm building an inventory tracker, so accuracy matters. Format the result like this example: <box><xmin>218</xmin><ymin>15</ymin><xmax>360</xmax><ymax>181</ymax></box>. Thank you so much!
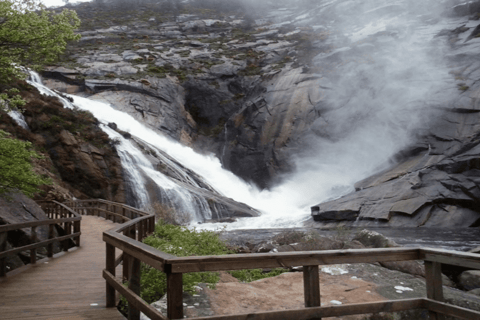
<box><xmin>42</xmin><ymin>0</ymin><xmax>91</xmax><ymax>8</ymax></box>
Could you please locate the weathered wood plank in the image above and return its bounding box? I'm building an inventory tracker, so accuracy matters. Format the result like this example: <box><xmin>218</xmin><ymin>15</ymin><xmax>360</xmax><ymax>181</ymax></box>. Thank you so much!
<box><xmin>128</xmin><ymin>257</ymin><xmax>141</xmax><ymax>320</ymax></box>
<box><xmin>0</xmin><ymin>217</ymin><xmax>81</xmax><ymax>232</ymax></box>
<box><xmin>425</xmin><ymin>261</ymin><xmax>445</xmax><ymax>320</ymax></box>
<box><xmin>103</xmin><ymin>231</ymin><xmax>174</xmax><ymax>272</ymax></box>
<box><xmin>421</xmin><ymin>248</ymin><xmax>480</xmax><ymax>270</ymax></box>
<box><xmin>167</xmin><ymin>272</ymin><xmax>184</xmax><ymax>320</ymax></box>
<box><xmin>303</xmin><ymin>265</ymin><xmax>321</xmax><ymax>320</ymax></box>
<box><xmin>188</xmin><ymin>298</ymin><xmax>425</xmax><ymax>320</ymax></box>
<box><xmin>106</xmin><ymin>243</ymin><xmax>116</xmax><ymax>308</ymax></box>
<box><xmin>425</xmin><ymin>299</ymin><xmax>480</xmax><ymax>320</ymax></box>
<box><xmin>0</xmin><ymin>232</ymin><xmax>81</xmax><ymax>259</ymax></box>
<box><xmin>167</xmin><ymin>248</ymin><xmax>421</xmax><ymax>273</ymax></box>
<box><xmin>0</xmin><ymin>215</ymin><xmax>124</xmax><ymax>320</ymax></box>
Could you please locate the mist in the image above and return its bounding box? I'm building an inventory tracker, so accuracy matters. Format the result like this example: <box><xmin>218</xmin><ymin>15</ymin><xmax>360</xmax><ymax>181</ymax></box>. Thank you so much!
<box><xmin>198</xmin><ymin>0</ymin><xmax>457</xmax><ymax>229</ymax></box>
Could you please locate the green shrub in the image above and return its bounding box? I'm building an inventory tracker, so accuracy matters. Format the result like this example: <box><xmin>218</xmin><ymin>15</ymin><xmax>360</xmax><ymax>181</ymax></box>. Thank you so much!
<box><xmin>228</xmin><ymin>268</ymin><xmax>288</xmax><ymax>283</ymax></box>
<box><xmin>140</xmin><ymin>221</ymin><xmax>232</xmax><ymax>303</ymax></box>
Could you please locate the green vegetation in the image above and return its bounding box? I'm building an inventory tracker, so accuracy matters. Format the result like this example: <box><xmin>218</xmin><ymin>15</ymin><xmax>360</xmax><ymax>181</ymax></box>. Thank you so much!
<box><xmin>140</xmin><ymin>221</ymin><xmax>231</xmax><ymax>303</ymax></box>
<box><xmin>136</xmin><ymin>218</ymin><xmax>288</xmax><ymax>305</ymax></box>
<box><xmin>0</xmin><ymin>130</ymin><xmax>51</xmax><ymax>197</ymax></box>
<box><xmin>0</xmin><ymin>0</ymin><xmax>80</xmax><ymax>109</ymax></box>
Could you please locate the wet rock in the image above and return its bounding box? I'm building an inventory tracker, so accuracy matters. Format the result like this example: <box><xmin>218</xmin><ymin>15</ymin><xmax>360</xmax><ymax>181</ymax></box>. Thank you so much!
<box><xmin>379</xmin><ymin>261</ymin><xmax>425</xmax><ymax>278</ymax></box>
<box><xmin>253</xmin><ymin>242</ymin><xmax>276</xmax><ymax>253</ymax></box>
<box><xmin>353</xmin><ymin>230</ymin><xmax>399</xmax><ymax>248</ymax></box>
<box><xmin>469</xmin><ymin>288</ymin><xmax>480</xmax><ymax>297</ymax></box>
<box><xmin>459</xmin><ymin>270</ymin><xmax>480</xmax><ymax>291</ymax></box>
<box><xmin>0</xmin><ymin>193</ymin><xmax>61</xmax><ymax>272</ymax></box>
<box><xmin>469</xmin><ymin>246</ymin><xmax>480</xmax><ymax>254</ymax></box>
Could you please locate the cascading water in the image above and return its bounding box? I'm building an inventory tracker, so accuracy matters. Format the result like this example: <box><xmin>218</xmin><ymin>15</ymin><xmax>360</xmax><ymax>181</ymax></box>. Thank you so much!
<box><xmin>7</xmin><ymin>111</ymin><xmax>29</xmax><ymax>130</ymax></box>
<box><xmin>26</xmin><ymin>73</ymin><xmax>217</xmax><ymax>222</ymax></box>
<box><xmin>23</xmin><ymin>0</ymin><xmax>455</xmax><ymax>230</ymax></box>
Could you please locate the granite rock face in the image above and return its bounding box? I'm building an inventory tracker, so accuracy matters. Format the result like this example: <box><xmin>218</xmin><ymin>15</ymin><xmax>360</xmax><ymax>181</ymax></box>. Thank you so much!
<box><xmin>308</xmin><ymin>0</ymin><xmax>480</xmax><ymax>227</ymax></box>
<box><xmin>41</xmin><ymin>0</ymin><xmax>480</xmax><ymax>226</ymax></box>
<box><xmin>0</xmin><ymin>193</ymin><xmax>61</xmax><ymax>272</ymax></box>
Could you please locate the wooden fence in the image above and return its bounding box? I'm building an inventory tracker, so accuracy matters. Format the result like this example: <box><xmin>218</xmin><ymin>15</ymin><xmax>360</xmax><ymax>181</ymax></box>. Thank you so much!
<box><xmin>0</xmin><ymin>200</ymin><xmax>81</xmax><ymax>277</ymax></box>
<box><xmin>64</xmin><ymin>200</ymin><xmax>480</xmax><ymax>320</ymax></box>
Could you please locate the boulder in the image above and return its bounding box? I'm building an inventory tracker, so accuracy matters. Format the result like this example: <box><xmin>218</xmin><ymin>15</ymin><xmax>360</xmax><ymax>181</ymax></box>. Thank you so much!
<box><xmin>353</xmin><ymin>230</ymin><xmax>399</xmax><ymax>248</ymax></box>
<box><xmin>459</xmin><ymin>270</ymin><xmax>480</xmax><ymax>291</ymax></box>
<box><xmin>253</xmin><ymin>242</ymin><xmax>275</xmax><ymax>253</ymax></box>
<box><xmin>468</xmin><ymin>288</ymin><xmax>480</xmax><ymax>297</ymax></box>
<box><xmin>379</xmin><ymin>261</ymin><xmax>425</xmax><ymax>278</ymax></box>
<box><xmin>0</xmin><ymin>193</ymin><xmax>61</xmax><ymax>272</ymax></box>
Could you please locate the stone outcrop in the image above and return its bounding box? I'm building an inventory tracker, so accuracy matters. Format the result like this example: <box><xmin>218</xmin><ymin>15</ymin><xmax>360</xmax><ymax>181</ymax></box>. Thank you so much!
<box><xmin>309</xmin><ymin>0</ymin><xmax>480</xmax><ymax>228</ymax></box>
<box><xmin>0</xmin><ymin>86</ymin><xmax>126</xmax><ymax>202</ymax></box>
<box><xmin>38</xmin><ymin>0</ymin><xmax>480</xmax><ymax>226</ymax></box>
<box><xmin>0</xmin><ymin>193</ymin><xmax>61</xmax><ymax>272</ymax></box>
<box><xmin>459</xmin><ymin>270</ymin><xmax>480</xmax><ymax>291</ymax></box>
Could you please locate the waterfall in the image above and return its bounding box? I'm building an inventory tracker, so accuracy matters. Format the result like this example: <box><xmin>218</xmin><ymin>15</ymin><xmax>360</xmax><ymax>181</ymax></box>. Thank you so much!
<box><xmin>24</xmin><ymin>70</ymin><xmax>361</xmax><ymax>228</ymax></box>
<box><xmin>26</xmin><ymin>72</ymin><xmax>217</xmax><ymax>222</ymax></box>
<box><xmin>8</xmin><ymin>111</ymin><xmax>29</xmax><ymax>130</ymax></box>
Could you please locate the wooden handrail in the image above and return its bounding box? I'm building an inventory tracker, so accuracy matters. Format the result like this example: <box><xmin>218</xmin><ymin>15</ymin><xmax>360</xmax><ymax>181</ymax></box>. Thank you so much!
<box><xmin>62</xmin><ymin>200</ymin><xmax>480</xmax><ymax>320</ymax></box>
<box><xmin>0</xmin><ymin>200</ymin><xmax>82</xmax><ymax>277</ymax></box>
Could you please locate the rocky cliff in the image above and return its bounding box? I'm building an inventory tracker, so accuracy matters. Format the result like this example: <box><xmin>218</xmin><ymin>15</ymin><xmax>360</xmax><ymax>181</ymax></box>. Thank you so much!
<box><xmin>36</xmin><ymin>0</ymin><xmax>480</xmax><ymax>227</ymax></box>
<box><xmin>0</xmin><ymin>79</ymin><xmax>126</xmax><ymax>202</ymax></box>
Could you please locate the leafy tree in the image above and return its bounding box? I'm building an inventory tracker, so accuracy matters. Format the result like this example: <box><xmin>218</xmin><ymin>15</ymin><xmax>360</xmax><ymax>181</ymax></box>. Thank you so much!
<box><xmin>0</xmin><ymin>130</ymin><xmax>51</xmax><ymax>197</ymax></box>
<box><xmin>0</xmin><ymin>0</ymin><xmax>81</xmax><ymax>110</ymax></box>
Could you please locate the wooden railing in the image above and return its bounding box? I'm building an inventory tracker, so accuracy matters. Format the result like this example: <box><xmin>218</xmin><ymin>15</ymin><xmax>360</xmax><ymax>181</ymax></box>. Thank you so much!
<box><xmin>0</xmin><ymin>200</ymin><xmax>81</xmax><ymax>277</ymax></box>
<box><xmin>63</xmin><ymin>200</ymin><xmax>480</xmax><ymax>320</ymax></box>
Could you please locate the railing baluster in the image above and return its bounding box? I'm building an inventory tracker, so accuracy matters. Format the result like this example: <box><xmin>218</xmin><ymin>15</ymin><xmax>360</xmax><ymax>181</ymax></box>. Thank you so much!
<box><xmin>47</xmin><ymin>224</ymin><xmax>54</xmax><ymax>257</ymax></box>
<box><xmin>106</xmin><ymin>243</ymin><xmax>116</xmax><ymax>308</ymax></box>
<box><xmin>30</xmin><ymin>226</ymin><xmax>37</xmax><ymax>264</ymax></box>
<box><xmin>128</xmin><ymin>257</ymin><xmax>141</xmax><ymax>320</ymax></box>
<box><xmin>167</xmin><ymin>272</ymin><xmax>183</xmax><ymax>320</ymax></box>
<box><xmin>138</xmin><ymin>220</ymin><xmax>144</xmax><ymax>242</ymax></box>
<box><xmin>74</xmin><ymin>220</ymin><xmax>81</xmax><ymax>247</ymax></box>
<box><xmin>123</xmin><ymin>228</ymin><xmax>130</xmax><ymax>282</ymax></box>
<box><xmin>304</xmin><ymin>265</ymin><xmax>321</xmax><ymax>320</ymax></box>
<box><xmin>426</xmin><ymin>261</ymin><xmax>445</xmax><ymax>320</ymax></box>
<box><xmin>0</xmin><ymin>231</ymin><xmax>7</xmax><ymax>277</ymax></box>
<box><xmin>63</xmin><ymin>222</ymin><xmax>70</xmax><ymax>252</ymax></box>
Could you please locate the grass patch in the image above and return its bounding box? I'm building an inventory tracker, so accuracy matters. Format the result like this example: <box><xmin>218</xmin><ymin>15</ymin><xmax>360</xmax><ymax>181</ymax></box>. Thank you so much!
<box><xmin>136</xmin><ymin>219</ymin><xmax>290</xmax><ymax>306</ymax></box>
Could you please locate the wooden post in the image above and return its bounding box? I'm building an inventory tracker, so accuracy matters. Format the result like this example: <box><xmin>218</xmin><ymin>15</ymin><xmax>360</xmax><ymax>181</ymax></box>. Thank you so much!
<box><xmin>128</xmin><ymin>257</ymin><xmax>141</xmax><ymax>320</ymax></box>
<box><xmin>30</xmin><ymin>226</ymin><xmax>37</xmax><ymax>264</ymax></box>
<box><xmin>106</xmin><ymin>243</ymin><xmax>116</xmax><ymax>308</ymax></box>
<box><xmin>425</xmin><ymin>261</ymin><xmax>445</xmax><ymax>320</ymax></box>
<box><xmin>63</xmin><ymin>222</ymin><xmax>71</xmax><ymax>252</ymax></box>
<box><xmin>167</xmin><ymin>272</ymin><xmax>183</xmax><ymax>319</ymax></box>
<box><xmin>123</xmin><ymin>228</ymin><xmax>130</xmax><ymax>281</ymax></box>
<box><xmin>150</xmin><ymin>216</ymin><xmax>155</xmax><ymax>233</ymax></box>
<box><xmin>74</xmin><ymin>220</ymin><xmax>81</xmax><ymax>247</ymax></box>
<box><xmin>138</xmin><ymin>220</ymin><xmax>144</xmax><ymax>242</ymax></box>
<box><xmin>304</xmin><ymin>265</ymin><xmax>321</xmax><ymax>320</ymax></box>
<box><xmin>0</xmin><ymin>231</ymin><xmax>7</xmax><ymax>277</ymax></box>
<box><xmin>47</xmin><ymin>224</ymin><xmax>54</xmax><ymax>258</ymax></box>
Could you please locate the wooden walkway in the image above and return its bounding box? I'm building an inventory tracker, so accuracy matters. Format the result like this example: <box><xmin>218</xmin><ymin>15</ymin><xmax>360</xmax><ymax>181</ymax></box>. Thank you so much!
<box><xmin>0</xmin><ymin>215</ymin><xmax>125</xmax><ymax>320</ymax></box>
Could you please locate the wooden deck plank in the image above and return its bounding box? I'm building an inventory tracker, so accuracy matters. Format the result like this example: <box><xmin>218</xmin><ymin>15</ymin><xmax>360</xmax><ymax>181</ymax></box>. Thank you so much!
<box><xmin>0</xmin><ymin>216</ymin><xmax>125</xmax><ymax>320</ymax></box>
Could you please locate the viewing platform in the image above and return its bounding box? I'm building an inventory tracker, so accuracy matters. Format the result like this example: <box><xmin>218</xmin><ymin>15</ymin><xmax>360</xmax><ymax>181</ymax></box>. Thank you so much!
<box><xmin>0</xmin><ymin>214</ymin><xmax>125</xmax><ymax>319</ymax></box>
<box><xmin>1</xmin><ymin>199</ymin><xmax>480</xmax><ymax>320</ymax></box>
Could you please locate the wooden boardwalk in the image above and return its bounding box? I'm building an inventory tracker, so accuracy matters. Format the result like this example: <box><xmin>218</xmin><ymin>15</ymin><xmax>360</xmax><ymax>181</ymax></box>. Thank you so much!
<box><xmin>0</xmin><ymin>215</ymin><xmax>125</xmax><ymax>320</ymax></box>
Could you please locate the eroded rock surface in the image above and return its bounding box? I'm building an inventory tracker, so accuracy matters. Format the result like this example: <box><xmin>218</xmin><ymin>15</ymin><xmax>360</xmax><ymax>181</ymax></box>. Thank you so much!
<box><xmin>40</xmin><ymin>0</ymin><xmax>480</xmax><ymax>226</ymax></box>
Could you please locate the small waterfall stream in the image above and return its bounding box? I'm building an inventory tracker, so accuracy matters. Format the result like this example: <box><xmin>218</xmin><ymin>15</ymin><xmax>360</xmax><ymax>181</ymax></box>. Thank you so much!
<box><xmin>26</xmin><ymin>73</ymin><xmax>223</xmax><ymax>222</ymax></box>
